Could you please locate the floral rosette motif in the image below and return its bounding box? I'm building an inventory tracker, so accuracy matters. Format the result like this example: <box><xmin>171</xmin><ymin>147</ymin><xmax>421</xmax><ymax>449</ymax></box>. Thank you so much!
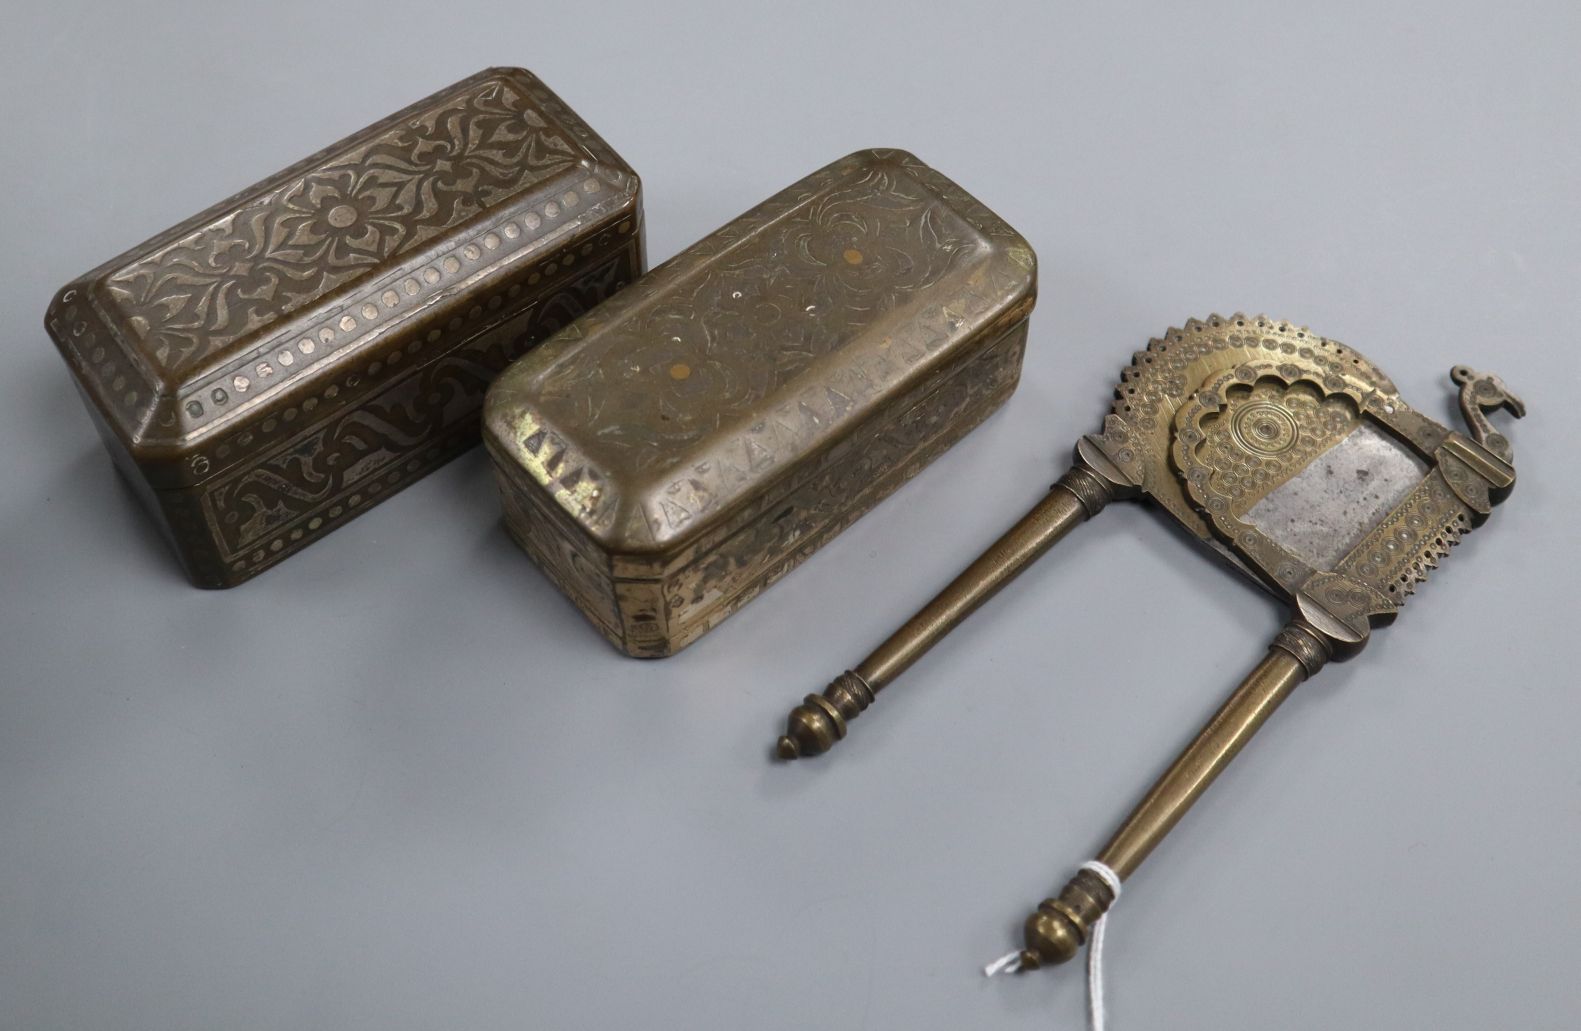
<box><xmin>275</xmin><ymin>169</ymin><xmax>410</xmax><ymax>269</ymax></box>
<box><xmin>104</xmin><ymin>75</ymin><xmax>581</xmax><ymax>381</ymax></box>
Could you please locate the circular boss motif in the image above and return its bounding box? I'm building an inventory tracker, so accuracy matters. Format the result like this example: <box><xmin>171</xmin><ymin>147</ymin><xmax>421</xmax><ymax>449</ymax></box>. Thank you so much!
<box><xmin>1230</xmin><ymin>401</ymin><xmax>1300</xmax><ymax>456</ymax></box>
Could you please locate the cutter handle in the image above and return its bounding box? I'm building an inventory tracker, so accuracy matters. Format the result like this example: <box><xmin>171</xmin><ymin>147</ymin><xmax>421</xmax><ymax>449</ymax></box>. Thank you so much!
<box><xmin>1016</xmin><ymin>619</ymin><xmax>1333</xmax><ymax>970</ymax></box>
<box><xmin>775</xmin><ymin>461</ymin><xmax>1119</xmax><ymax>760</ymax></box>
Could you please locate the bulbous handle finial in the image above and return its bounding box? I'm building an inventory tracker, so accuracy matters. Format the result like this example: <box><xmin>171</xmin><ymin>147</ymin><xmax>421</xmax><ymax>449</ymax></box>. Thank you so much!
<box><xmin>775</xmin><ymin>672</ymin><xmax>874</xmax><ymax>760</ymax></box>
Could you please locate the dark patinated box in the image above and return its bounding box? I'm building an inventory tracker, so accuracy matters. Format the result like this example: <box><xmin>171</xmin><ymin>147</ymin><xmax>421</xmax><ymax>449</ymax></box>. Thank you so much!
<box><xmin>45</xmin><ymin>67</ymin><xmax>644</xmax><ymax>586</ymax></box>
<box><xmin>484</xmin><ymin>149</ymin><xmax>1037</xmax><ymax>656</ymax></box>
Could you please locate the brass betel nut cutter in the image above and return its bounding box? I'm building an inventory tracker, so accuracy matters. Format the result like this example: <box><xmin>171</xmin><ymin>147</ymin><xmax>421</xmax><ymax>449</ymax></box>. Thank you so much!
<box><xmin>775</xmin><ymin>315</ymin><xmax>1524</xmax><ymax>971</ymax></box>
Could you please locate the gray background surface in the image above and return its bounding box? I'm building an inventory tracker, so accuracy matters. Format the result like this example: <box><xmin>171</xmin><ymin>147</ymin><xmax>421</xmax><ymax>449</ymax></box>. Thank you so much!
<box><xmin>2</xmin><ymin>2</ymin><xmax>1578</xmax><ymax>1028</ymax></box>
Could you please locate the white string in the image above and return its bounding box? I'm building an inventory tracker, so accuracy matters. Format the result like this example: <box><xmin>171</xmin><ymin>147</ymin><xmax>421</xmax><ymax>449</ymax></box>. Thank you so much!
<box><xmin>982</xmin><ymin>859</ymin><xmax>1124</xmax><ymax>1031</ymax></box>
<box><xmin>983</xmin><ymin>949</ymin><xmax>1024</xmax><ymax>977</ymax></box>
<box><xmin>1081</xmin><ymin>860</ymin><xmax>1123</xmax><ymax>1031</ymax></box>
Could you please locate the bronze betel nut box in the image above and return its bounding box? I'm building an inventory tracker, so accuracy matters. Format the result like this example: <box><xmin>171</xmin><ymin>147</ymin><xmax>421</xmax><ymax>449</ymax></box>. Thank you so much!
<box><xmin>485</xmin><ymin>149</ymin><xmax>1037</xmax><ymax>657</ymax></box>
<box><xmin>45</xmin><ymin>68</ymin><xmax>644</xmax><ymax>587</ymax></box>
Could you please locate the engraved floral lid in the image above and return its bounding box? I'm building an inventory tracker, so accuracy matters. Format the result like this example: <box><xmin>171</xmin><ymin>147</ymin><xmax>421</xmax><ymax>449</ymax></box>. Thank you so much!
<box><xmin>485</xmin><ymin>149</ymin><xmax>1037</xmax><ymax>557</ymax></box>
<box><xmin>45</xmin><ymin>67</ymin><xmax>639</xmax><ymax>487</ymax></box>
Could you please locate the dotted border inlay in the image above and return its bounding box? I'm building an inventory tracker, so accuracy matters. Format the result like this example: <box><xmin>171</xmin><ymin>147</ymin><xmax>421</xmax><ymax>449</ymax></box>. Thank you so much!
<box><xmin>183</xmin><ymin>173</ymin><xmax>627</xmax><ymax>428</ymax></box>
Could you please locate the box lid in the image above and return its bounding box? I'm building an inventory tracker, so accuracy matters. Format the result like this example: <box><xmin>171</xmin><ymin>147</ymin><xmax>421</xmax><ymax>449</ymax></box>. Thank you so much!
<box><xmin>485</xmin><ymin>148</ymin><xmax>1036</xmax><ymax>558</ymax></box>
<box><xmin>45</xmin><ymin>67</ymin><xmax>638</xmax><ymax>486</ymax></box>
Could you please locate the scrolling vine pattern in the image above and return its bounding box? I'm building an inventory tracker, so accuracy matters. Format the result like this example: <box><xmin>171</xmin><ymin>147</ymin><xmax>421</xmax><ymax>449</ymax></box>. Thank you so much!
<box><xmin>526</xmin><ymin>157</ymin><xmax>991</xmax><ymax>474</ymax></box>
<box><xmin>105</xmin><ymin>74</ymin><xmax>584</xmax><ymax>381</ymax></box>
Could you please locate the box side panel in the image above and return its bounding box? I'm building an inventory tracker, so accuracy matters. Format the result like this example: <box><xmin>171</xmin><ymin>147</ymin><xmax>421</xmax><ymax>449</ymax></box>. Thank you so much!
<box><xmin>65</xmin><ymin>380</ymin><xmax>239</xmax><ymax>587</ymax></box>
<box><xmin>172</xmin><ymin>231</ymin><xmax>641</xmax><ymax>586</ymax></box>
<box><xmin>613</xmin><ymin>580</ymin><xmax>669</xmax><ymax>656</ymax></box>
<box><xmin>490</xmin><ymin>443</ymin><xmax>678</xmax><ymax>656</ymax></box>
<box><xmin>640</xmin><ymin>317</ymin><xmax>1028</xmax><ymax>656</ymax></box>
<box><xmin>47</xmin><ymin>282</ymin><xmax>160</xmax><ymax>456</ymax></box>
<box><xmin>68</xmin><ymin>381</ymin><xmax>201</xmax><ymax>581</ymax></box>
<box><xmin>491</xmin><ymin>461</ymin><xmax>624</xmax><ymax>648</ymax></box>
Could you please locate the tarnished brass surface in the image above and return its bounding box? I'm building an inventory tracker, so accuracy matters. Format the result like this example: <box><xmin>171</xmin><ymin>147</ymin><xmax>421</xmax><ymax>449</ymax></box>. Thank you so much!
<box><xmin>772</xmin><ymin>315</ymin><xmax>1524</xmax><ymax>973</ymax></box>
<box><xmin>777</xmin><ymin>466</ymin><xmax>1114</xmax><ymax>759</ymax></box>
<box><xmin>1100</xmin><ymin>625</ymin><xmax>1325</xmax><ymax>878</ymax></box>
<box><xmin>485</xmin><ymin>149</ymin><xmax>1037</xmax><ymax>657</ymax></box>
<box><xmin>45</xmin><ymin>68</ymin><xmax>643</xmax><ymax>587</ymax></box>
<box><xmin>1019</xmin><ymin>865</ymin><xmax>1118</xmax><ymax>970</ymax></box>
